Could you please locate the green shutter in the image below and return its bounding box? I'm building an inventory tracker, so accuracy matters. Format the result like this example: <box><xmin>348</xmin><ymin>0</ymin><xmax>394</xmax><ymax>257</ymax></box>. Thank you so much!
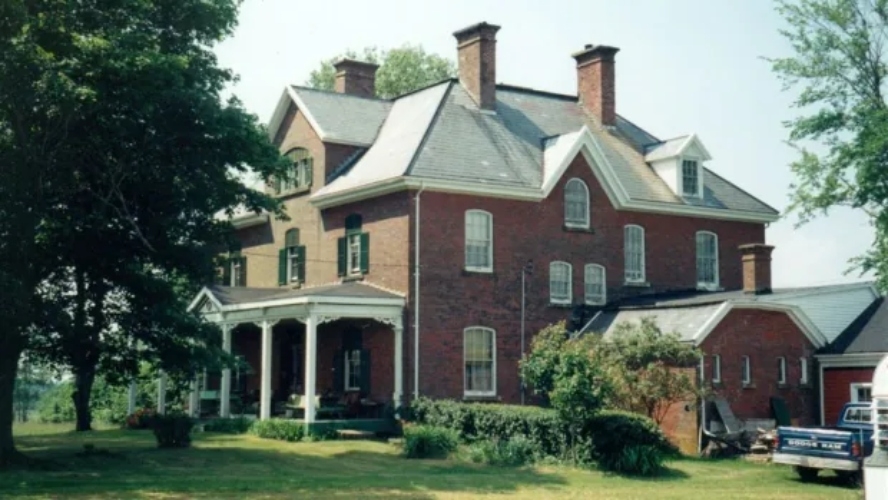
<box><xmin>337</xmin><ymin>237</ymin><xmax>347</xmax><ymax>277</ymax></box>
<box><xmin>278</xmin><ymin>248</ymin><xmax>287</xmax><ymax>286</ymax></box>
<box><xmin>296</xmin><ymin>245</ymin><xmax>306</xmax><ymax>282</ymax></box>
<box><xmin>359</xmin><ymin>349</ymin><xmax>371</xmax><ymax>397</ymax></box>
<box><xmin>222</xmin><ymin>259</ymin><xmax>232</xmax><ymax>286</ymax></box>
<box><xmin>359</xmin><ymin>232</ymin><xmax>370</xmax><ymax>274</ymax></box>
<box><xmin>333</xmin><ymin>351</ymin><xmax>345</xmax><ymax>392</ymax></box>
<box><xmin>237</xmin><ymin>256</ymin><xmax>247</xmax><ymax>287</ymax></box>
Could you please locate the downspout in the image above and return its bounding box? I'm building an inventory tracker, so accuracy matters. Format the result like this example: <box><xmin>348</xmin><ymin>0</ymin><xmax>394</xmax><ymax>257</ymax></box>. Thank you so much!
<box><xmin>698</xmin><ymin>353</ymin><xmax>706</xmax><ymax>455</ymax></box>
<box><xmin>414</xmin><ymin>183</ymin><xmax>426</xmax><ymax>400</ymax></box>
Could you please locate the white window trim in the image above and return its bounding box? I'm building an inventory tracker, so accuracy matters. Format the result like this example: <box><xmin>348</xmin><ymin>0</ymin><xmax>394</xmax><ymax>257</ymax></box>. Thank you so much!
<box><xmin>230</xmin><ymin>259</ymin><xmax>242</xmax><ymax>287</ymax></box>
<box><xmin>624</xmin><ymin>224</ymin><xmax>646</xmax><ymax>283</ymax></box>
<box><xmin>564</xmin><ymin>178</ymin><xmax>590</xmax><ymax>229</ymax></box>
<box><xmin>344</xmin><ymin>349</ymin><xmax>361</xmax><ymax>391</ymax></box>
<box><xmin>742</xmin><ymin>355</ymin><xmax>751</xmax><ymax>385</ymax></box>
<box><xmin>695</xmin><ymin>230</ymin><xmax>719</xmax><ymax>290</ymax></box>
<box><xmin>680</xmin><ymin>156</ymin><xmax>703</xmax><ymax>198</ymax></box>
<box><xmin>347</xmin><ymin>233</ymin><xmax>362</xmax><ymax>276</ymax></box>
<box><xmin>777</xmin><ymin>356</ymin><xmax>787</xmax><ymax>385</ymax></box>
<box><xmin>464</xmin><ymin>327</ymin><xmax>496</xmax><ymax>397</ymax></box>
<box><xmin>850</xmin><ymin>383</ymin><xmax>873</xmax><ymax>403</ymax></box>
<box><xmin>800</xmin><ymin>357</ymin><xmax>809</xmax><ymax>385</ymax></box>
<box><xmin>549</xmin><ymin>261</ymin><xmax>573</xmax><ymax>305</ymax></box>
<box><xmin>583</xmin><ymin>264</ymin><xmax>606</xmax><ymax>305</ymax></box>
<box><xmin>712</xmin><ymin>354</ymin><xmax>721</xmax><ymax>384</ymax></box>
<box><xmin>464</xmin><ymin>209</ymin><xmax>493</xmax><ymax>273</ymax></box>
<box><xmin>286</xmin><ymin>246</ymin><xmax>300</xmax><ymax>283</ymax></box>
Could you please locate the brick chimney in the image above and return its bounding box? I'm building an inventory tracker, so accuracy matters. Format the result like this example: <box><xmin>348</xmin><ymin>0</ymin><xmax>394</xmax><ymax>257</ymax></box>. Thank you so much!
<box><xmin>572</xmin><ymin>44</ymin><xmax>620</xmax><ymax>127</ymax></box>
<box><xmin>333</xmin><ymin>59</ymin><xmax>379</xmax><ymax>98</ymax></box>
<box><xmin>739</xmin><ymin>243</ymin><xmax>775</xmax><ymax>294</ymax></box>
<box><xmin>453</xmin><ymin>21</ymin><xmax>500</xmax><ymax>111</ymax></box>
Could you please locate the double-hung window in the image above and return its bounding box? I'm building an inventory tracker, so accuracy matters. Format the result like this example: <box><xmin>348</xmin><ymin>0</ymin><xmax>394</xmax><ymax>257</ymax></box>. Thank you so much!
<box><xmin>465</xmin><ymin>210</ymin><xmax>493</xmax><ymax>272</ymax></box>
<box><xmin>550</xmin><ymin>262</ymin><xmax>572</xmax><ymax>305</ymax></box>
<box><xmin>464</xmin><ymin>327</ymin><xmax>496</xmax><ymax>396</ymax></box>
<box><xmin>624</xmin><ymin>225</ymin><xmax>645</xmax><ymax>283</ymax></box>
<box><xmin>564</xmin><ymin>179</ymin><xmax>590</xmax><ymax>228</ymax></box>
<box><xmin>584</xmin><ymin>264</ymin><xmax>606</xmax><ymax>305</ymax></box>
<box><xmin>696</xmin><ymin>231</ymin><xmax>719</xmax><ymax>289</ymax></box>
<box><xmin>337</xmin><ymin>214</ymin><xmax>369</xmax><ymax>277</ymax></box>
<box><xmin>278</xmin><ymin>228</ymin><xmax>305</xmax><ymax>285</ymax></box>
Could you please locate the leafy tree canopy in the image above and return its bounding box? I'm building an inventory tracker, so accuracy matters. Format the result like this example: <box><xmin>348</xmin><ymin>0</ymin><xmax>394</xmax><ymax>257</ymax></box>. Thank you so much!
<box><xmin>770</xmin><ymin>0</ymin><xmax>888</xmax><ymax>289</ymax></box>
<box><xmin>306</xmin><ymin>45</ymin><xmax>456</xmax><ymax>99</ymax></box>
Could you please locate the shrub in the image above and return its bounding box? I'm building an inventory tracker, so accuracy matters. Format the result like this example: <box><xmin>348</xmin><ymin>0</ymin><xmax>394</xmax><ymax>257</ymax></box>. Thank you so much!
<box><xmin>586</xmin><ymin>410</ymin><xmax>676</xmax><ymax>475</ymax></box>
<box><xmin>250</xmin><ymin>419</ymin><xmax>305</xmax><ymax>442</ymax></box>
<box><xmin>466</xmin><ymin>435</ymin><xmax>536</xmax><ymax>467</ymax></box>
<box><xmin>150</xmin><ymin>412</ymin><xmax>195</xmax><ymax>448</ymax></box>
<box><xmin>401</xmin><ymin>425</ymin><xmax>458</xmax><ymax>459</ymax></box>
<box><xmin>125</xmin><ymin>408</ymin><xmax>156</xmax><ymax>430</ymax></box>
<box><xmin>408</xmin><ymin>398</ymin><xmax>570</xmax><ymax>459</ymax></box>
<box><xmin>203</xmin><ymin>416</ymin><xmax>252</xmax><ymax>434</ymax></box>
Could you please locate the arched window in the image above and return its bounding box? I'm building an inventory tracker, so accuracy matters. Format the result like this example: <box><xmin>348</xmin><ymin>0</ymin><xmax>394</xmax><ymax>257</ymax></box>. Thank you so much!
<box><xmin>276</xmin><ymin>148</ymin><xmax>313</xmax><ymax>194</ymax></box>
<box><xmin>465</xmin><ymin>210</ymin><xmax>493</xmax><ymax>272</ymax></box>
<box><xmin>549</xmin><ymin>261</ymin><xmax>572</xmax><ymax>304</ymax></box>
<box><xmin>464</xmin><ymin>327</ymin><xmax>496</xmax><ymax>396</ymax></box>
<box><xmin>696</xmin><ymin>231</ymin><xmax>719</xmax><ymax>289</ymax></box>
<box><xmin>624</xmin><ymin>225</ymin><xmax>645</xmax><ymax>283</ymax></box>
<box><xmin>564</xmin><ymin>178</ymin><xmax>590</xmax><ymax>228</ymax></box>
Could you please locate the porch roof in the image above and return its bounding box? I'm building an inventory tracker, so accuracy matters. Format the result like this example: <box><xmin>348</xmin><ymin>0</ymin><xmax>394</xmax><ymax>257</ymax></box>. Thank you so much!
<box><xmin>189</xmin><ymin>281</ymin><xmax>406</xmax><ymax>327</ymax></box>
<box><xmin>205</xmin><ymin>281</ymin><xmax>404</xmax><ymax>306</ymax></box>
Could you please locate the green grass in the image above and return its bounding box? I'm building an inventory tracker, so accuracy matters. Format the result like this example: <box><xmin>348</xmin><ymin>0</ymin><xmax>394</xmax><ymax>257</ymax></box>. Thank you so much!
<box><xmin>1</xmin><ymin>422</ymin><xmax>861</xmax><ymax>499</ymax></box>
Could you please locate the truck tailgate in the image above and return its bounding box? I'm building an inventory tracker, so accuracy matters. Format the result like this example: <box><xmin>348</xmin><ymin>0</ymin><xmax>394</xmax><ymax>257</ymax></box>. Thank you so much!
<box><xmin>777</xmin><ymin>426</ymin><xmax>857</xmax><ymax>460</ymax></box>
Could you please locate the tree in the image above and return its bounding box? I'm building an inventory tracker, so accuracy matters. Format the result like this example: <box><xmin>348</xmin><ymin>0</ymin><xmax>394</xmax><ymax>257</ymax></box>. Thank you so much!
<box><xmin>601</xmin><ymin>318</ymin><xmax>702</xmax><ymax>425</ymax></box>
<box><xmin>306</xmin><ymin>45</ymin><xmax>456</xmax><ymax>99</ymax></box>
<box><xmin>769</xmin><ymin>0</ymin><xmax>888</xmax><ymax>290</ymax></box>
<box><xmin>0</xmin><ymin>1</ymin><xmax>288</xmax><ymax>463</ymax></box>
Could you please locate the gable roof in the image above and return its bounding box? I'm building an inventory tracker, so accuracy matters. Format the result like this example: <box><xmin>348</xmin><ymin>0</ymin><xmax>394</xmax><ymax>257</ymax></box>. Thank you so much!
<box><xmin>821</xmin><ymin>297</ymin><xmax>888</xmax><ymax>355</ymax></box>
<box><xmin>644</xmin><ymin>134</ymin><xmax>712</xmax><ymax>163</ymax></box>
<box><xmin>187</xmin><ymin>281</ymin><xmax>405</xmax><ymax>312</ymax></box>
<box><xmin>266</xmin><ymin>78</ymin><xmax>780</xmax><ymax>223</ymax></box>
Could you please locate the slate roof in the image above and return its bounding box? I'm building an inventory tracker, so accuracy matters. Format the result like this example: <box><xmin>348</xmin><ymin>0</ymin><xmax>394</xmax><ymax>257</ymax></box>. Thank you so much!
<box><xmin>821</xmin><ymin>297</ymin><xmax>888</xmax><ymax>354</ymax></box>
<box><xmin>584</xmin><ymin>304</ymin><xmax>724</xmax><ymax>343</ymax></box>
<box><xmin>579</xmin><ymin>281</ymin><xmax>880</xmax><ymax>348</ymax></box>
<box><xmin>301</xmin><ymin>79</ymin><xmax>778</xmax><ymax>218</ymax></box>
<box><xmin>206</xmin><ymin>281</ymin><xmax>403</xmax><ymax>306</ymax></box>
<box><xmin>290</xmin><ymin>86</ymin><xmax>392</xmax><ymax>145</ymax></box>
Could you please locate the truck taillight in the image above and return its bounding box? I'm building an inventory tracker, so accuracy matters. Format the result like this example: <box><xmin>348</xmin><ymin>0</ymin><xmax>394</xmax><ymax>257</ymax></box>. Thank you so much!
<box><xmin>852</xmin><ymin>441</ymin><xmax>861</xmax><ymax>457</ymax></box>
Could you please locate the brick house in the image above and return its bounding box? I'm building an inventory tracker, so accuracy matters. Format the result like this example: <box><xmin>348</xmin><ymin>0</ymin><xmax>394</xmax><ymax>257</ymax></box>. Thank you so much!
<box><xmin>185</xmin><ymin>21</ymin><xmax>789</xmax><ymax>429</ymax></box>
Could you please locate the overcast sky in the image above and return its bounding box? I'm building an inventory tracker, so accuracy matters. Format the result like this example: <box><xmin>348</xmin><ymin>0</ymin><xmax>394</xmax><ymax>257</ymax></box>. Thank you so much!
<box><xmin>213</xmin><ymin>0</ymin><xmax>874</xmax><ymax>288</ymax></box>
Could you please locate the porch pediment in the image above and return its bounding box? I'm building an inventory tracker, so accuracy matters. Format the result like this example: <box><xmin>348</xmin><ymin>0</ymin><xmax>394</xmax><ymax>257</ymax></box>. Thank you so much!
<box><xmin>188</xmin><ymin>281</ymin><xmax>406</xmax><ymax>327</ymax></box>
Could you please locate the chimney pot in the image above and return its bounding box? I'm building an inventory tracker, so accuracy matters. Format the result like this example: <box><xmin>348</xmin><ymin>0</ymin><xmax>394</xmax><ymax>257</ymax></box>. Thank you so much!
<box><xmin>739</xmin><ymin>243</ymin><xmax>775</xmax><ymax>294</ymax></box>
<box><xmin>453</xmin><ymin>21</ymin><xmax>501</xmax><ymax>111</ymax></box>
<box><xmin>572</xmin><ymin>44</ymin><xmax>620</xmax><ymax>126</ymax></box>
<box><xmin>333</xmin><ymin>58</ymin><xmax>379</xmax><ymax>98</ymax></box>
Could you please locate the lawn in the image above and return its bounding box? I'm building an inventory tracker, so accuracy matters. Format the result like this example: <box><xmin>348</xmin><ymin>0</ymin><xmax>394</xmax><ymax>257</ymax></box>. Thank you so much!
<box><xmin>1</xmin><ymin>422</ymin><xmax>861</xmax><ymax>499</ymax></box>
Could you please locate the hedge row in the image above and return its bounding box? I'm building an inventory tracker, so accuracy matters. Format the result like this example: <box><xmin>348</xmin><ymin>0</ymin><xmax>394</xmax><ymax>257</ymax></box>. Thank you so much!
<box><xmin>407</xmin><ymin>397</ymin><xmax>677</xmax><ymax>473</ymax></box>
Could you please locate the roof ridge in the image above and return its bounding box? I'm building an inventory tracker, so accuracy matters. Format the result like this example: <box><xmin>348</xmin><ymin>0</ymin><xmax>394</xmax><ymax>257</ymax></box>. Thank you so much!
<box><xmin>496</xmin><ymin>83</ymin><xmax>577</xmax><ymax>101</ymax></box>
<box><xmin>389</xmin><ymin>78</ymin><xmax>455</xmax><ymax>101</ymax></box>
<box><xmin>289</xmin><ymin>85</ymin><xmax>390</xmax><ymax>103</ymax></box>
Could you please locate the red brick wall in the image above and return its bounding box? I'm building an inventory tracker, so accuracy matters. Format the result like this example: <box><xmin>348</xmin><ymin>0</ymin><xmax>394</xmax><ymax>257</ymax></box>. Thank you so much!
<box><xmin>657</xmin><ymin>367</ymin><xmax>700</xmax><ymax>455</ymax></box>
<box><xmin>823</xmin><ymin>367</ymin><xmax>874</xmax><ymax>426</ymax></box>
<box><xmin>413</xmin><ymin>153</ymin><xmax>765</xmax><ymax>403</ymax></box>
<box><xmin>700</xmin><ymin>309</ymin><xmax>817</xmax><ymax>425</ymax></box>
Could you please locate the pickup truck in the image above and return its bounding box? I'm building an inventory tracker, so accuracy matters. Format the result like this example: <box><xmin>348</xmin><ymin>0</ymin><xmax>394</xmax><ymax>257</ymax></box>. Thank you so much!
<box><xmin>771</xmin><ymin>402</ymin><xmax>873</xmax><ymax>483</ymax></box>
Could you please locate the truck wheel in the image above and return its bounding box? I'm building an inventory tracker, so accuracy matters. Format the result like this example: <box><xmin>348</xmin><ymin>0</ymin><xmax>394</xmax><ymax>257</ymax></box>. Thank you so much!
<box><xmin>795</xmin><ymin>466</ymin><xmax>819</xmax><ymax>482</ymax></box>
<box><xmin>837</xmin><ymin>470</ymin><xmax>862</xmax><ymax>487</ymax></box>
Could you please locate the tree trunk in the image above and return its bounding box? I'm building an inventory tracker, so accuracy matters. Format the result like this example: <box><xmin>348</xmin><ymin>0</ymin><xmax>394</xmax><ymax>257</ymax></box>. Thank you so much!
<box><xmin>0</xmin><ymin>344</ymin><xmax>25</xmax><ymax>467</ymax></box>
<box><xmin>72</xmin><ymin>368</ymin><xmax>96</xmax><ymax>432</ymax></box>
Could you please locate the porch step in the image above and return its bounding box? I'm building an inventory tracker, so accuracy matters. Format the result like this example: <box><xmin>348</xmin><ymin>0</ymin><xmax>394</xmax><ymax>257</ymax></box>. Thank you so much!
<box><xmin>336</xmin><ymin>429</ymin><xmax>375</xmax><ymax>440</ymax></box>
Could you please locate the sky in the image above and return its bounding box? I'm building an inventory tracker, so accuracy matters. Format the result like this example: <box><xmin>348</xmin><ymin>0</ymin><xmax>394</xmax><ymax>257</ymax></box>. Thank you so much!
<box><xmin>213</xmin><ymin>0</ymin><xmax>875</xmax><ymax>288</ymax></box>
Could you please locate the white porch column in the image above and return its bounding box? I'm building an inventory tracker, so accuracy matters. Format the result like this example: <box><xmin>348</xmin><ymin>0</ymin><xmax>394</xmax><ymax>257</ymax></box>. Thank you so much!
<box><xmin>260</xmin><ymin>320</ymin><xmax>274</xmax><ymax>421</ymax></box>
<box><xmin>304</xmin><ymin>314</ymin><xmax>318</xmax><ymax>425</ymax></box>
<box><xmin>127</xmin><ymin>381</ymin><xmax>137</xmax><ymax>415</ymax></box>
<box><xmin>393</xmin><ymin>320</ymin><xmax>404</xmax><ymax>408</ymax></box>
<box><xmin>189</xmin><ymin>379</ymin><xmax>200</xmax><ymax>418</ymax></box>
<box><xmin>156</xmin><ymin>371</ymin><xmax>167</xmax><ymax>415</ymax></box>
<box><xmin>220</xmin><ymin>324</ymin><xmax>233</xmax><ymax>418</ymax></box>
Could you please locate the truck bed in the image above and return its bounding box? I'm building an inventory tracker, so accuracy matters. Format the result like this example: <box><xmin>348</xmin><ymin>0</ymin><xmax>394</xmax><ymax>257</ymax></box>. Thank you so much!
<box><xmin>772</xmin><ymin>426</ymin><xmax>864</xmax><ymax>471</ymax></box>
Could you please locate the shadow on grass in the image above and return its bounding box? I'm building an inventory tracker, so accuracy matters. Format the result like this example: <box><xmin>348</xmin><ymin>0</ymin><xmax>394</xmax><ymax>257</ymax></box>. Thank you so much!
<box><xmin>596</xmin><ymin>464</ymin><xmax>691</xmax><ymax>482</ymax></box>
<box><xmin>1</xmin><ymin>430</ymin><xmax>569</xmax><ymax>499</ymax></box>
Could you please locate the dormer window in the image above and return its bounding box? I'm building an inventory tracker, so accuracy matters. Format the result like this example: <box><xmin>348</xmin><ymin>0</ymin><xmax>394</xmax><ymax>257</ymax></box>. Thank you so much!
<box><xmin>681</xmin><ymin>159</ymin><xmax>699</xmax><ymax>196</ymax></box>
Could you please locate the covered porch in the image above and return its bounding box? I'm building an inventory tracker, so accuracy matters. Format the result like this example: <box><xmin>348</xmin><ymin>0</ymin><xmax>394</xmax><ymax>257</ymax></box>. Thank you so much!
<box><xmin>181</xmin><ymin>282</ymin><xmax>405</xmax><ymax>429</ymax></box>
